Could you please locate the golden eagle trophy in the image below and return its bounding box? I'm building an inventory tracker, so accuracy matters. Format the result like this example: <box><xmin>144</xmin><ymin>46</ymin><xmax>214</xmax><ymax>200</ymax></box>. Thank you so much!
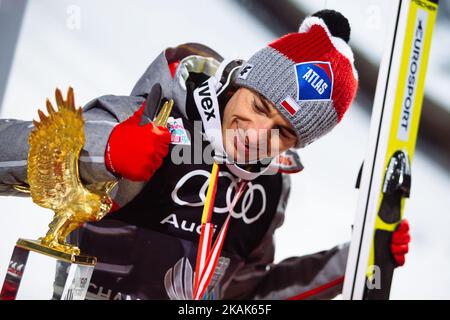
<box><xmin>1</xmin><ymin>88</ymin><xmax>114</xmax><ymax>300</ymax></box>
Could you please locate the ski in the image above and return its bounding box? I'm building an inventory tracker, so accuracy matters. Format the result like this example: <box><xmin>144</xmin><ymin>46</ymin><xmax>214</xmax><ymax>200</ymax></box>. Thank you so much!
<box><xmin>343</xmin><ymin>0</ymin><xmax>439</xmax><ymax>300</ymax></box>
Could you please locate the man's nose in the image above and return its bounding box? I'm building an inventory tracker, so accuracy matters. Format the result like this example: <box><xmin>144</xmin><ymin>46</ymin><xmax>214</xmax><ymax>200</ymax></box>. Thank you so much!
<box><xmin>251</xmin><ymin>114</ymin><xmax>274</xmax><ymax>131</ymax></box>
<box><xmin>248</xmin><ymin>116</ymin><xmax>274</xmax><ymax>145</ymax></box>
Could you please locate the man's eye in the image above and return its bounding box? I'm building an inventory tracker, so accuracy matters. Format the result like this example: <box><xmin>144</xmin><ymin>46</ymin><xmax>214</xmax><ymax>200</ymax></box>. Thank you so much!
<box><xmin>279</xmin><ymin>127</ymin><xmax>288</xmax><ymax>138</ymax></box>
<box><xmin>252</xmin><ymin>102</ymin><xmax>266</xmax><ymax>115</ymax></box>
<box><xmin>277</xmin><ymin>126</ymin><xmax>293</xmax><ymax>140</ymax></box>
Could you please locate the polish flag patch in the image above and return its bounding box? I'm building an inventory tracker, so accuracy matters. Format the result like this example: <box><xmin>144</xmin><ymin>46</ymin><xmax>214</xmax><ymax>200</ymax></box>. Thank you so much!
<box><xmin>280</xmin><ymin>96</ymin><xmax>301</xmax><ymax>116</ymax></box>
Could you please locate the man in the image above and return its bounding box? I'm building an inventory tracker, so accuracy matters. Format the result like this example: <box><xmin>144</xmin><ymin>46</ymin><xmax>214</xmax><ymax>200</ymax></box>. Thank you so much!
<box><xmin>0</xmin><ymin>10</ymin><xmax>409</xmax><ymax>300</ymax></box>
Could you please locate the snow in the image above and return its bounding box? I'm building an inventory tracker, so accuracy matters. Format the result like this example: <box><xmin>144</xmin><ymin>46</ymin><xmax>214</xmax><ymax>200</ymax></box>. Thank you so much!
<box><xmin>0</xmin><ymin>0</ymin><xmax>449</xmax><ymax>299</ymax></box>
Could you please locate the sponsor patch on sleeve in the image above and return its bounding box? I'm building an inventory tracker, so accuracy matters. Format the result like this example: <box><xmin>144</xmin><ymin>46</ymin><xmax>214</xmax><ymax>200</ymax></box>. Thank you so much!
<box><xmin>167</xmin><ymin>117</ymin><xmax>191</xmax><ymax>145</ymax></box>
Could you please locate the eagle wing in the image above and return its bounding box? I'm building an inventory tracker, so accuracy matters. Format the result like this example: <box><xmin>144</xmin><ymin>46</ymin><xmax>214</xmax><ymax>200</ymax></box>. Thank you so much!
<box><xmin>27</xmin><ymin>87</ymin><xmax>86</xmax><ymax>211</ymax></box>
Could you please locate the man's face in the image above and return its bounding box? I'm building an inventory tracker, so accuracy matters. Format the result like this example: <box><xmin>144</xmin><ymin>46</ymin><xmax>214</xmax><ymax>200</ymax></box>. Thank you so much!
<box><xmin>222</xmin><ymin>87</ymin><xmax>297</xmax><ymax>162</ymax></box>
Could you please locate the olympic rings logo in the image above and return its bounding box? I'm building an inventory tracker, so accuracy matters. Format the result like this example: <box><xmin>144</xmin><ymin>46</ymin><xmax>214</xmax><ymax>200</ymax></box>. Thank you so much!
<box><xmin>171</xmin><ymin>170</ymin><xmax>266</xmax><ymax>224</ymax></box>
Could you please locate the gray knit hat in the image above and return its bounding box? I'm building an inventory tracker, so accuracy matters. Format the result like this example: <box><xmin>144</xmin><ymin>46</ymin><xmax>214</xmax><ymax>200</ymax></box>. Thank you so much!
<box><xmin>234</xmin><ymin>10</ymin><xmax>358</xmax><ymax>148</ymax></box>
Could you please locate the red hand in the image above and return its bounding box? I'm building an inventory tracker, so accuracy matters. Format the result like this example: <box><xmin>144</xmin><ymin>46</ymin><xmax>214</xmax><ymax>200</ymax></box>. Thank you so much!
<box><xmin>391</xmin><ymin>219</ymin><xmax>410</xmax><ymax>267</ymax></box>
<box><xmin>105</xmin><ymin>103</ymin><xmax>171</xmax><ymax>181</ymax></box>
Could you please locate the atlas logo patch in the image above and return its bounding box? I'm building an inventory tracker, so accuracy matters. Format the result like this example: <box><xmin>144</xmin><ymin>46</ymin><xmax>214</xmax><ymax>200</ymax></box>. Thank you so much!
<box><xmin>295</xmin><ymin>61</ymin><xmax>333</xmax><ymax>101</ymax></box>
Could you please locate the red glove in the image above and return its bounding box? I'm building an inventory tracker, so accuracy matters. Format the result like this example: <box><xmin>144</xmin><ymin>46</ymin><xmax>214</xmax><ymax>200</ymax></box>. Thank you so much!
<box><xmin>391</xmin><ymin>219</ymin><xmax>410</xmax><ymax>267</ymax></box>
<box><xmin>105</xmin><ymin>103</ymin><xmax>171</xmax><ymax>181</ymax></box>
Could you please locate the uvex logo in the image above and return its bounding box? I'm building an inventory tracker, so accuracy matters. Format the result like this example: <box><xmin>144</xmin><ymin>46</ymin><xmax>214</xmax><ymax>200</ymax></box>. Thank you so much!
<box><xmin>197</xmin><ymin>81</ymin><xmax>216</xmax><ymax>121</ymax></box>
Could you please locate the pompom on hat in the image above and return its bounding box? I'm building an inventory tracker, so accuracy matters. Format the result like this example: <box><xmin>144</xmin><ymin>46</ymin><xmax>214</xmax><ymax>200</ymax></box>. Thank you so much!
<box><xmin>235</xmin><ymin>9</ymin><xmax>358</xmax><ymax>148</ymax></box>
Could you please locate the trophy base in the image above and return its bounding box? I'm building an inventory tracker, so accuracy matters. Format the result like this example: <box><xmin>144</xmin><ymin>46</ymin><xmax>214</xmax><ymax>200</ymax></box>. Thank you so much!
<box><xmin>0</xmin><ymin>239</ymin><xmax>96</xmax><ymax>300</ymax></box>
<box><xmin>16</xmin><ymin>239</ymin><xmax>96</xmax><ymax>265</ymax></box>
